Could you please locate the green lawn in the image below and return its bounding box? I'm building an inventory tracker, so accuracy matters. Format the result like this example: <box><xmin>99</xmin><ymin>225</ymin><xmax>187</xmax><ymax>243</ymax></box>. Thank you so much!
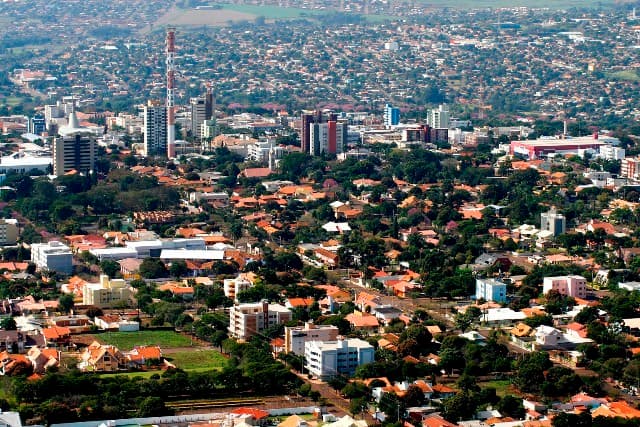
<box><xmin>608</xmin><ymin>70</ymin><xmax>640</xmax><ymax>82</ymax></box>
<box><xmin>96</xmin><ymin>330</ymin><xmax>195</xmax><ymax>350</ymax></box>
<box><xmin>478</xmin><ymin>379</ymin><xmax>513</xmax><ymax>397</ymax></box>
<box><xmin>166</xmin><ymin>349</ymin><xmax>228</xmax><ymax>371</ymax></box>
<box><xmin>417</xmin><ymin>0</ymin><xmax>622</xmax><ymax>7</ymax></box>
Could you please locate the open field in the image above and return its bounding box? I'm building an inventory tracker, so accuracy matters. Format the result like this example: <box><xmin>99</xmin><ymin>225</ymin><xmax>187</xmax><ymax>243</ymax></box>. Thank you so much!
<box><xmin>478</xmin><ymin>380</ymin><xmax>514</xmax><ymax>397</ymax></box>
<box><xmin>220</xmin><ymin>4</ymin><xmax>326</xmax><ymax>19</ymax></box>
<box><xmin>608</xmin><ymin>69</ymin><xmax>640</xmax><ymax>82</ymax></box>
<box><xmin>96</xmin><ymin>330</ymin><xmax>195</xmax><ymax>350</ymax></box>
<box><xmin>155</xmin><ymin>6</ymin><xmax>256</xmax><ymax>27</ymax></box>
<box><xmin>419</xmin><ymin>0</ymin><xmax>626</xmax><ymax>8</ymax></box>
<box><xmin>165</xmin><ymin>349</ymin><xmax>228</xmax><ymax>371</ymax></box>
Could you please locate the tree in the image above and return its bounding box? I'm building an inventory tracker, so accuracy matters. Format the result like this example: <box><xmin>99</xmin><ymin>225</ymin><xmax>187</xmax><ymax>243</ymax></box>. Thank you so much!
<box><xmin>455</xmin><ymin>306</ymin><xmax>481</xmax><ymax>332</ymax></box>
<box><xmin>100</xmin><ymin>260</ymin><xmax>120</xmax><ymax>278</ymax></box>
<box><xmin>0</xmin><ymin>317</ymin><xmax>17</xmax><ymax>330</ymax></box>
<box><xmin>136</xmin><ymin>396</ymin><xmax>172</xmax><ymax>417</ymax></box>
<box><xmin>139</xmin><ymin>258</ymin><xmax>168</xmax><ymax>279</ymax></box>
<box><xmin>442</xmin><ymin>390</ymin><xmax>477</xmax><ymax>423</ymax></box>
<box><xmin>496</xmin><ymin>395</ymin><xmax>525</xmax><ymax>419</ymax></box>
<box><xmin>169</xmin><ymin>260</ymin><xmax>188</xmax><ymax>278</ymax></box>
<box><xmin>58</xmin><ymin>294</ymin><xmax>75</xmax><ymax>314</ymax></box>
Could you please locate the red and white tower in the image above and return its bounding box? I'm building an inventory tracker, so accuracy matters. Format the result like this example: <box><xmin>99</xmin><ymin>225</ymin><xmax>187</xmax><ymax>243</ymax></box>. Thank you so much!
<box><xmin>166</xmin><ymin>28</ymin><xmax>176</xmax><ymax>158</ymax></box>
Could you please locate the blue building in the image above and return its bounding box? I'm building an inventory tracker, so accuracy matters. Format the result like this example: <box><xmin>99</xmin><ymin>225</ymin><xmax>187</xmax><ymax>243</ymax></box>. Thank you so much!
<box><xmin>30</xmin><ymin>115</ymin><xmax>46</xmax><ymax>135</ymax></box>
<box><xmin>384</xmin><ymin>104</ymin><xmax>400</xmax><ymax>127</ymax></box>
<box><xmin>475</xmin><ymin>278</ymin><xmax>507</xmax><ymax>303</ymax></box>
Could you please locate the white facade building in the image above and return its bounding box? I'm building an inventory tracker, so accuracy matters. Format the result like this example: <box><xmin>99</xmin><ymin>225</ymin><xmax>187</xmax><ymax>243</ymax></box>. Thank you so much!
<box><xmin>542</xmin><ymin>275</ymin><xmax>587</xmax><ymax>299</ymax></box>
<box><xmin>427</xmin><ymin>104</ymin><xmax>450</xmax><ymax>129</ymax></box>
<box><xmin>31</xmin><ymin>241</ymin><xmax>73</xmax><ymax>274</ymax></box>
<box><xmin>223</xmin><ymin>273</ymin><xmax>255</xmax><ymax>301</ymax></box>
<box><xmin>285</xmin><ymin>322</ymin><xmax>340</xmax><ymax>356</ymax></box>
<box><xmin>228</xmin><ymin>301</ymin><xmax>292</xmax><ymax>341</ymax></box>
<box><xmin>304</xmin><ymin>338</ymin><xmax>375</xmax><ymax>380</ymax></box>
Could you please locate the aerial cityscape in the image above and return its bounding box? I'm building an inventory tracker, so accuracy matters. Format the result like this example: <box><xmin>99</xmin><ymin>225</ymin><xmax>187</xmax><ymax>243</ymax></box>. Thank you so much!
<box><xmin>4</xmin><ymin>1</ymin><xmax>640</xmax><ymax>427</ymax></box>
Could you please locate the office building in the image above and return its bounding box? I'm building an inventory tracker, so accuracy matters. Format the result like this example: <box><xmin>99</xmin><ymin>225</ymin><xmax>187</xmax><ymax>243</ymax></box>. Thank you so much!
<box><xmin>540</xmin><ymin>207</ymin><xmax>566</xmax><ymax>236</ymax></box>
<box><xmin>53</xmin><ymin>112</ymin><xmax>97</xmax><ymax>176</ymax></box>
<box><xmin>30</xmin><ymin>115</ymin><xmax>46</xmax><ymax>135</ymax></box>
<box><xmin>543</xmin><ymin>275</ymin><xmax>587</xmax><ymax>299</ymax></box>
<box><xmin>304</xmin><ymin>339</ymin><xmax>374</xmax><ymax>380</ymax></box>
<box><xmin>83</xmin><ymin>275</ymin><xmax>134</xmax><ymax>308</ymax></box>
<box><xmin>427</xmin><ymin>104</ymin><xmax>450</xmax><ymax>129</ymax></box>
<box><xmin>143</xmin><ymin>100</ymin><xmax>167</xmax><ymax>156</ymax></box>
<box><xmin>190</xmin><ymin>94</ymin><xmax>213</xmax><ymax>140</ymax></box>
<box><xmin>285</xmin><ymin>322</ymin><xmax>339</xmax><ymax>355</ymax></box>
<box><xmin>475</xmin><ymin>278</ymin><xmax>507</xmax><ymax>303</ymax></box>
<box><xmin>0</xmin><ymin>219</ymin><xmax>18</xmax><ymax>246</ymax></box>
<box><xmin>228</xmin><ymin>301</ymin><xmax>292</xmax><ymax>341</ymax></box>
<box><xmin>31</xmin><ymin>241</ymin><xmax>73</xmax><ymax>275</ymax></box>
<box><xmin>383</xmin><ymin>104</ymin><xmax>400</xmax><ymax>127</ymax></box>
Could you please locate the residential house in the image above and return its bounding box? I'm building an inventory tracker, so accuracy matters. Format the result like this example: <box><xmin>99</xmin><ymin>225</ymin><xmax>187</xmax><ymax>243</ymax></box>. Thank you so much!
<box><xmin>26</xmin><ymin>347</ymin><xmax>60</xmax><ymax>374</ymax></box>
<box><xmin>78</xmin><ymin>341</ymin><xmax>127</xmax><ymax>372</ymax></box>
<box><xmin>126</xmin><ymin>345</ymin><xmax>163</xmax><ymax>367</ymax></box>
<box><xmin>0</xmin><ymin>330</ymin><xmax>25</xmax><ymax>353</ymax></box>
<box><xmin>345</xmin><ymin>311</ymin><xmax>380</xmax><ymax>334</ymax></box>
<box><xmin>42</xmin><ymin>326</ymin><xmax>71</xmax><ymax>348</ymax></box>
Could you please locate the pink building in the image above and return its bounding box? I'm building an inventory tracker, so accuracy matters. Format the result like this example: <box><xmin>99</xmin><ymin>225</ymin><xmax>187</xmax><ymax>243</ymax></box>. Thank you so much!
<box><xmin>542</xmin><ymin>275</ymin><xmax>587</xmax><ymax>299</ymax></box>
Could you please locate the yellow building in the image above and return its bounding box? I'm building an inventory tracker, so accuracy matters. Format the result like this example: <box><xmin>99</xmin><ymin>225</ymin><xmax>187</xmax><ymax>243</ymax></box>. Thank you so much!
<box><xmin>82</xmin><ymin>275</ymin><xmax>133</xmax><ymax>308</ymax></box>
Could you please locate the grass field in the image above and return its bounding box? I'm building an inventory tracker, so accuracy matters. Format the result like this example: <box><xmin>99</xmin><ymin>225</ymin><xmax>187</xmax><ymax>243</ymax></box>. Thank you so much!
<box><xmin>608</xmin><ymin>70</ymin><xmax>640</xmax><ymax>82</ymax></box>
<box><xmin>478</xmin><ymin>379</ymin><xmax>514</xmax><ymax>397</ymax></box>
<box><xmin>97</xmin><ymin>330</ymin><xmax>195</xmax><ymax>350</ymax></box>
<box><xmin>418</xmin><ymin>0</ymin><xmax>625</xmax><ymax>8</ymax></box>
<box><xmin>165</xmin><ymin>349</ymin><xmax>228</xmax><ymax>371</ymax></box>
<box><xmin>220</xmin><ymin>4</ymin><xmax>327</xmax><ymax>19</ymax></box>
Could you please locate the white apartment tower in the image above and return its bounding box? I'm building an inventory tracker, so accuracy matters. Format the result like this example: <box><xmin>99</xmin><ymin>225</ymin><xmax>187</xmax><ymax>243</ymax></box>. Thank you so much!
<box><xmin>143</xmin><ymin>100</ymin><xmax>167</xmax><ymax>156</ymax></box>
<box><xmin>427</xmin><ymin>104</ymin><xmax>450</xmax><ymax>129</ymax></box>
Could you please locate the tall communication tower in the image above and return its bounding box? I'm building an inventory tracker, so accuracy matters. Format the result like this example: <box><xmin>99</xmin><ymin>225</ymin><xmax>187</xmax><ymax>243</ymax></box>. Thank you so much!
<box><xmin>166</xmin><ymin>27</ymin><xmax>176</xmax><ymax>159</ymax></box>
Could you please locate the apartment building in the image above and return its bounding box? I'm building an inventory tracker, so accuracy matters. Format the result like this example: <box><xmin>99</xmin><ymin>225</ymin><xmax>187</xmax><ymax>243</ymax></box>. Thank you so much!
<box><xmin>285</xmin><ymin>322</ymin><xmax>339</xmax><ymax>356</ymax></box>
<box><xmin>31</xmin><ymin>241</ymin><xmax>73</xmax><ymax>274</ymax></box>
<box><xmin>542</xmin><ymin>275</ymin><xmax>587</xmax><ymax>299</ymax></box>
<box><xmin>475</xmin><ymin>278</ymin><xmax>507</xmax><ymax>303</ymax></box>
<box><xmin>83</xmin><ymin>275</ymin><xmax>134</xmax><ymax>308</ymax></box>
<box><xmin>304</xmin><ymin>338</ymin><xmax>374</xmax><ymax>380</ymax></box>
<box><xmin>228</xmin><ymin>301</ymin><xmax>292</xmax><ymax>341</ymax></box>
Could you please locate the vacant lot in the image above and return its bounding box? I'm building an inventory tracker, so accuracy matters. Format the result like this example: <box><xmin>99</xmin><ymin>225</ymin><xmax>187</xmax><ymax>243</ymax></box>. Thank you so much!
<box><xmin>97</xmin><ymin>330</ymin><xmax>194</xmax><ymax>350</ymax></box>
<box><xmin>166</xmin><ymin>349</ymin><xmax>228</xmax><ymax>371</ymax></box>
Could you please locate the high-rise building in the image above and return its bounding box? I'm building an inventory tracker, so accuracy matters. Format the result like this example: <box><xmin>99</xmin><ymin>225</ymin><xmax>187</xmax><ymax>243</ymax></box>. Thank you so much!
<box><xmin>53</xmin><ymin>112</ymin><xmax>97</xmax><ymax>176</ymax></box>
<box><xmin>383</xmin><ymin>104</ymin><xmax>400</xmax><ymax>127</ymax></box>
<box><xmin>309</xmin><ymin>120</ymin><xmax>348</xmax><ymax>156</ymax></box>
<box><xmin>190</xmin><ymin>93</ymin><xmax>213</xmax><ymax>140</ymax></box>
<box><xmin>540</xmin><ymin>207</ymin><xmax>566</xmax><ymax>236</ymax></box>
<box><xmin>427</xmin><ymin>104</ymin><xmax>450</xmax><ymax>129</ymax></box>
<box><xmin>143</xmin><ymin>100</ymin><xmax>167</xmax><ymax>156</ymax></box>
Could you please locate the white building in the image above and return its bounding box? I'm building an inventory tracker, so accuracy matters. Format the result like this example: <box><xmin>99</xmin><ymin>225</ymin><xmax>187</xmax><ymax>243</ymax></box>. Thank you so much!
<box><xmin>543</xmin><ymin>275</ymin><xmax>587</xmax><ymax>299</ymax></box>
<box><xmin>427</xmin><ymin>104</ymin><xmax>450</xmax><ymax>129</ymax></box>
<box><xmin>304</xmin><ymin>338</ymin><xmax>375</xmax><ymax>380</ymax></box>
<box><xmin>228</xmin><ymin>301</ymin><xmax>292</xmax><ymax>341</ymax></box>
<box><xmin>31</xmin><ymin>241</ymin><xmax>73</xmax><ymax>274</ymax></box>
<box><xmin>83</xmin><ymin>275</ymin><xmax>133</xmax><ymax>308</ymax></box>
<box><xmin>143</xmin><ymin>100</ymin><xmax>167</xmax><ymax>156</ymax></box>
<box><xmin>475</xmin><ymin>278</ymin><xmax>507</xmax><ymax>303</ymax></box>
<box><xmin>598</xmin><ymin>145</ymin><xmax>625</xmax><ymax>161</ymax></box>
<box><xmin>540</xmin><ymin>207</ymin><xmax>566</xmax><ymax>237</ymax></box>
<box><xmin>247</xmin><ymin>141</ymin><xmax>286</xmax><ymax>164</ymax></box>
<box><xmin>285</xmin><ymin>322</ymin><xmax>340</xmax><ymax>355</ymax></box>
<box><xmin>223</xmin><ymin>273</ymin><xmax>256</xmax><ymax>301</ymax></box>
<box><xmin>0</xmin><ymin>153</ymin><xmax>52</xmax><ymax>175</ymax></box>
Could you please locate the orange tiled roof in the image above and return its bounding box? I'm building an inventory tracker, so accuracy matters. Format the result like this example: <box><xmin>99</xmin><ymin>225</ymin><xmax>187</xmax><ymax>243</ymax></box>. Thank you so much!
<box><xmin>43</xmin><ymin>326</ymin><xmax>71</xmax><ymax>340</ymax></box>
